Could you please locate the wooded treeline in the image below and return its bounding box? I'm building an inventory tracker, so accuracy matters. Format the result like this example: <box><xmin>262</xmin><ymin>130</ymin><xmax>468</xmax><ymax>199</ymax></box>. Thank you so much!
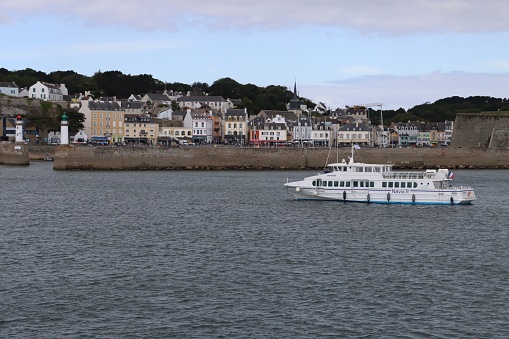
<box><xmin>1</xmin><ymin>68</ymin><xmax>508</xmax><ymax>123</ymax></box>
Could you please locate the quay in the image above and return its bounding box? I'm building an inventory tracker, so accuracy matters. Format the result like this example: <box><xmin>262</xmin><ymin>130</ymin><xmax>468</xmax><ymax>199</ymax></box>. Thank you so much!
<box><xmin>24</xmin><ymin>145</ymin><xmax>509</xmax><ymax>170</ymax></box>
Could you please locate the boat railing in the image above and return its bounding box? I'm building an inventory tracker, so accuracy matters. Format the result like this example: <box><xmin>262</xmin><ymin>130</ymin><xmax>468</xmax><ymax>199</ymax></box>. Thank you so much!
<box><xmin>382</xmin><ymin>172</ymin><xmax>425</xmax><ymax>180</ymax></box>
<box><xmin>453</xmin><ymin>185</ymin><xmax>474</xmax><ymax>190</ymax></box>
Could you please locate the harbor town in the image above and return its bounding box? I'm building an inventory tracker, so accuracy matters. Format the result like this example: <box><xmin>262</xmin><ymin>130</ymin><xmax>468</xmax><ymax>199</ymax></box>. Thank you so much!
<box><xmin>1</xmin><ymin>79</ymin><xmax>508</xmax><ymax>169</ymax></box>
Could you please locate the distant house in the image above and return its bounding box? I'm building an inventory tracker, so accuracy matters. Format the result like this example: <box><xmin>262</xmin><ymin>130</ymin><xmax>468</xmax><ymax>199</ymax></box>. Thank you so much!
<box><xmin>249</xmin><ymin>114</ymin><xmax>288</xmax><ymax>145</ymax></box>
<box><xmin>227</xmin><ymin>98</ymin><xmax>242</xmax><ymax>108</ymax></box>
<box><xmin>142</xmin><ymin>92</ymin><xmax>172</xmax><ymax>106</ymax></box>
<box><xmin>124</xmin><ymin>114</ymin><xmax>160</xmax><ymax>145</ymax></box>
<box><xmin>177</xmin><ymin>95</ymin><xmax>229</xmax><ymax>113</ymax></box>
<box><xmin>397</xmin><ymin>121</ymin><xmax>420</xmax><ymax>147</ymax></box>
<box><xmin>257</xmin><ymin>110</ymin><xmax>298</xmax><ymax>124</ymax></box>
<box><xmin>223</xmin><ymin>108</ymin><xmax>249</xmax><ymax>144</ymax></box>
<box><xmin>0</xmin><ymin>82</ymin><xmax>19</xmax><ymax>97</ymax></box>
<box><xmin>157</xmin><ymin>107</ymin><xmax>174</xmax><ymax>120</ymax></box>
<box><xmin>338</xmin><ymin>121</ymin><xmax>370</xmax><ymax>147</ymax></box>
<box><xmin>120</xmin><ymin>100</ymin><xmax>143</xmax><ymax>115</ymax></box>
<box><xmin>158</xmin><ymin>120</ymin><xmax>183</xmax><ymax>145</ymax></box>
<box><xmin>191</xmin><ymin>110</ymin><xmax>214</xmax><ymax>144</ymax></box>
<box><xmin>28</xmin><ymin>81</ymin><xmax>68</xmax><ymax>101</ymax></box>
<box><xmin>18</xmin><ymin>87</ymin><xmax>29</xmax><ymax>97</ymax></box>
<box><xmin>78</xmin><ymin>99</ymin><xmax>124</xmax><ymax>143</ymax></box>
<box><xmin>128</xmin><ymin>94</ymin><xmax>143</xmax><ymax>101</ymax></box>
<box><xmin>312</xmin><ymin>102</ymin><xmax>328</xmax><ymax>114</ymax></box>
<box><xmin>290</xmin><ymin>116</ymin><xmax>313</xmax><ymax>144</ymax></box>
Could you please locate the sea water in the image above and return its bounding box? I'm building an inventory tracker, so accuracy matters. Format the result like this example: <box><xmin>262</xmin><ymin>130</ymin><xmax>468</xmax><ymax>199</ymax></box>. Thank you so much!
<box><xmin>1</xmin><ymin>162</ymin><xmax>508</xmax><ymax>338</ymax></box>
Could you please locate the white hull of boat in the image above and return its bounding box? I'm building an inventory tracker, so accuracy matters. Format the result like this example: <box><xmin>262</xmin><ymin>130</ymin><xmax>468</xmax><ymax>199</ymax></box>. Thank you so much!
<box><xmin>285</xmin><ymin>185</ymin><xmax>476</xmax><ymax>205</ymax></box>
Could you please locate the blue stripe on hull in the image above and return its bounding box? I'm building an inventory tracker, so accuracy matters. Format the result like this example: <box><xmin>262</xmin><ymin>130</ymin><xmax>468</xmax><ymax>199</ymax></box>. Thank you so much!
<box><xmin>292</xmin><ymin>198</ymin><xmax>473</xmax><ymax>205</ymax></box>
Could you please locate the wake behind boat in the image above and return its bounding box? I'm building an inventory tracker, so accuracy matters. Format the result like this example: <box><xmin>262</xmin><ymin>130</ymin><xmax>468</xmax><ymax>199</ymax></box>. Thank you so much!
<box><xmin>284</xmin><ymin>146</ymin><xmax>476</xmax><ymax>205</ymax></box>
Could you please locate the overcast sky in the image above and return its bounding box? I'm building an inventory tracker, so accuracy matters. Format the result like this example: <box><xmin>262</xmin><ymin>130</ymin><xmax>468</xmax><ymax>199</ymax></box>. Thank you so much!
<box><xmin>2</xmin><ymin>0</ymin><xmax>509</xmax><ymax>110</ymax></box>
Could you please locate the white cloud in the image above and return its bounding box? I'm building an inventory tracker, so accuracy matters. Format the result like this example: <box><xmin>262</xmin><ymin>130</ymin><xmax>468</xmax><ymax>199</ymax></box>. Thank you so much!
<box><xmin>482</xmin><ymin>60</ymin><xmax>509</xmax><ymax>71</ymax></box>
<box><xmin>301</xmin><ymin>72</ymin><xmax>509</xmax><ymax>111</ymax></box>
<box><xmin>3</xmin><ymin>0</ymin><xmax>509</xmax><ymax>34</ymax></box>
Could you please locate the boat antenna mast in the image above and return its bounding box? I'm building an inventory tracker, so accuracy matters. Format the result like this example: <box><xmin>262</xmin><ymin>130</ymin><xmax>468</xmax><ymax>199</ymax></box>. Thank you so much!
<box><xmin>354</xmin><ymin>102</ymin><xmax>383</xmax><ymax>147</ymax></box>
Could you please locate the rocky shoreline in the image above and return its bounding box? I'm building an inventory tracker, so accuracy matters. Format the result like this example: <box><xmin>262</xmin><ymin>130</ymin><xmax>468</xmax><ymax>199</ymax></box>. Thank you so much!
<box><xmin>28</xmin><ymin>145</ymin><xmax>509</xmax><ymax>170</ymax></box>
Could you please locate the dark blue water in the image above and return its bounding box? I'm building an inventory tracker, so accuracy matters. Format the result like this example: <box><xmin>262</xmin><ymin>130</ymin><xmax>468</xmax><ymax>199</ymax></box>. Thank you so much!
<box><xmin>1</xmin><ymin>162</ymin><xmax>509</xmax><ymax>338</ymax></box>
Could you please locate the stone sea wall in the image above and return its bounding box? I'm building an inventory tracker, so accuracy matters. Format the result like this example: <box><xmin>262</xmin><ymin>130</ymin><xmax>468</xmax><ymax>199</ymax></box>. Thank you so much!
<box><xmin>451</xmin><ymin>112</ymin><xmax>509</xmax><ymax>149</ymax></box>
<box><xmin>0</xmin><ymin>142</ymin><xmax>30</xmax><ymax>165</ymax></box>
<box><xmin>52</xmin><ymin>145</ymin><xmax>509</xmax><ymax>170</ymax></box>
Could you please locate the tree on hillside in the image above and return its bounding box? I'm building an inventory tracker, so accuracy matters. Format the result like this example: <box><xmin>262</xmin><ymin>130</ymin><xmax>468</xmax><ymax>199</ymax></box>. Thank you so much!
<box><xmin>24</xmin><ymin>101</ymin><xmax>60</xmax><ymax>140</ymax></box>
<box><xmin>209</xmin><ymin>77</ymin><xmax>241</xmax><ymax>98</ymax></box>
<box><xmin>166</xmin><ymin>82</ymin><xmax>191</xmax><ymax>94</ymax></box>
<box><xmin>0</xmin><ymin>68</ymin><xmax>46</xmax><ymax>89</ymax></box>
<box><xmin>237</xmin><ymin>97</ymin><xmax>255</xmax><ymax>114</ymax></box>
<box><xmin>190</xmin><ymin>82</ymin><xmax>209</xmax><ymax>95</ymax></box>
<box><xmin>93</xmin><ymin>70</ymin><xmax>126</xmax><ymax>97</ymax></box>
<box><xmin>49</xmin><ymin>70</ymin><xmax>98</xmax><ymax>95</ymax></box>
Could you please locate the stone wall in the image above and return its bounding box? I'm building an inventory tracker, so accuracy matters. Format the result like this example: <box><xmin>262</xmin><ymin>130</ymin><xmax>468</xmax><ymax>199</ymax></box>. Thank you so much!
<box><xmin>0</xmin><ymin>97</ymin><xmax>69</xmax><ymax>117</ymax></box>
<box><xmin>451</xmin><ymin>112</ymin><xmax>509</xmax><ymax>148</ymax></box>
<box><xmin>489</xmin><ymin>128</ymin><xmax>509</xmax><ymax>149</ymax></box>
<box><xmin>52</xmin><ymin>145</ymin><xmax>509</xmax><ymax>170</ymax></box>
<box><xmin>0</xmin><ymin>142</ymin><xmax>30</xmax><ymax>165</ymax></box>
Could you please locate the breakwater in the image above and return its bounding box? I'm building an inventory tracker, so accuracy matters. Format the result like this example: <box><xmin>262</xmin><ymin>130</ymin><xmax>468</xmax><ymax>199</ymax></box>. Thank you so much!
<box><xmin>51</xmin><ymin>145</ymin><xmax>509</xmax><ymax>170</ymax></box>
<box><xmin>0</xmin><ymin>142</ymin><xmax>30</xmax><ymax>165</ymax></box>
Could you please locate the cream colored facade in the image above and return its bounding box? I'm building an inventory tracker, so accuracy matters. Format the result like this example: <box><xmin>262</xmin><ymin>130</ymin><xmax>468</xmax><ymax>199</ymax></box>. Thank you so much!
<box><xmin>159</xmin><ymin>126</ymin><xmax>192</xmax><ymax>139</ymax></box>
<box><xmin>124</xmin><ymin>116</ymin><xmax>160</xmax><ymax>144</ymax></box>
<box><xmin>337</xmin><ymin>122</ymin><xmax>370</xmax><ymax>146</ymax></box>
<box><xmin>90</xmin><ymin>107</ymin><xmax>125</xmax><ymax>143</ymax></box>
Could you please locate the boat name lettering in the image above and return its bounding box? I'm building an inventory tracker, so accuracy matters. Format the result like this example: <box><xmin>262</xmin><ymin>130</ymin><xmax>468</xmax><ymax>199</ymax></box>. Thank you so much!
<box><xmin>391</xmin><ymin>189</ymin><xmax>410</xmax><ymax>194</ymax></box>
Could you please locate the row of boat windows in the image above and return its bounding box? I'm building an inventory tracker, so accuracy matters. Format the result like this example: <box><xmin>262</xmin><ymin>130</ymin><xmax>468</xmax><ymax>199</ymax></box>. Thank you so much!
<box><xmin>313</xmin><ymin>180</ymin><xmax>419</xmax><ymax>188</ymax></box>
<box><xmin>333</xmin><ymin>166</ymin><xmax>392</xmax><ymax>172</ymax></box>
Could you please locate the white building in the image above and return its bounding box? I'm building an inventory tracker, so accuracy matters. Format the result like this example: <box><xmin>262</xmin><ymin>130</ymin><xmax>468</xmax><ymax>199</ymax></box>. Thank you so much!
<box><xmin>177</xmin><ymin>95</ymin><xmax>230</xmax><ymax>113</ymax></box>
<box><xmin>293</xmin><ymin>117</ymin><xmax>312</xmax><ymax>144</ymax></box>
<box><xmin>0</xmin><ymin>82</ymin><xmax>19</xmax><ymax>97</ymax></box>
<box><xmin>28</xmin><ymin>81</ymin><xmax>68</xmax><ymax>101</ymax></box>
<box><xmin>258</xmin><ymin>114</ymin><xmax>288</xmax><ymax>145</ymax></box>
<box><xmin>192</xmin><ymin>111</ymin><xmax>214</xmax><ymax>144</ymax></box>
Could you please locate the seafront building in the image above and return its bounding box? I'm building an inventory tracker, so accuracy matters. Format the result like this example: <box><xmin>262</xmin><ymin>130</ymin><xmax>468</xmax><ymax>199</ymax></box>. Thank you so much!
<box><xmin>78</xmin><ymin>100</ymin><xmax>125</xmax><ymax>144</ymax></box>
<box><xmin>191</xmin><ymin>110</ymin><xmax>214</xmax><ymax>144</ymax></box>
<box><xmin>223</xmin><ymin>108</ymin><xmax>249</xmax><ymax>145</ymax></box>
<box><xmin>124</xmin><ymin>115</ymin><xmax>159</xmax><ymax>144</ymax></box>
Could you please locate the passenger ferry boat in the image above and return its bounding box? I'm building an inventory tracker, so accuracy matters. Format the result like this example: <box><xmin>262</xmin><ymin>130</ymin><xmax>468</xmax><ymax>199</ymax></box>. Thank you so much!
<box><xmin>284</xmin><ymin>147</ymin><xmax>476</xmax><ymax>205</ymax></box>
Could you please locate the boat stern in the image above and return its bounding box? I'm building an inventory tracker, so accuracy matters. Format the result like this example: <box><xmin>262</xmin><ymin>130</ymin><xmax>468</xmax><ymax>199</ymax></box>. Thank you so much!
<box><xmin>459</xmin><ymin>187</ymin><xmax>476</xmax><ymax>204</ymax></box>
